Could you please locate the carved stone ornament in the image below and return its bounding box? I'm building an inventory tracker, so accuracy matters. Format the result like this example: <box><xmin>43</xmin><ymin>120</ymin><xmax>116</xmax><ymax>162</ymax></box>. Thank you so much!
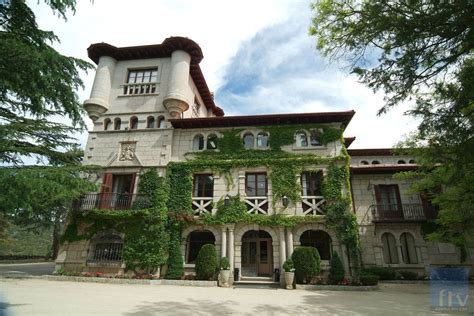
<box><xmin>119</xmin><ymin>142</ymin><xmax>136</xmax><ymax>161</ymax></box>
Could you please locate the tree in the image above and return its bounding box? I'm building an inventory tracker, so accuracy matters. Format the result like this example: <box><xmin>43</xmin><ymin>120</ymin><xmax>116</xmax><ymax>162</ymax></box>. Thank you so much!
<box><xmin>310</xmin><ymin>1</ymin><xmax>474</xmax><ymax>261</ymax></box>
<box><xmin>0</xmin><ymin>0</ymin><xmax>96</xmax><ymax>257</ymax></box>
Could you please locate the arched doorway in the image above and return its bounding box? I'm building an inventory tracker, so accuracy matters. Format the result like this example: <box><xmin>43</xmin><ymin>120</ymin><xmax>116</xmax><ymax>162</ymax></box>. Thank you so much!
<box><xmin>241</xmin><ymin>230</ymin><xmax>272</xmax><ymax>277</ymax></box>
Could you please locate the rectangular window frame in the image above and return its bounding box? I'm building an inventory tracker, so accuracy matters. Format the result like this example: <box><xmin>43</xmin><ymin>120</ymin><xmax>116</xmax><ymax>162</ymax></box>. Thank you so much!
<box><xmin>245</xmin><ymin>172</ymin><xmax>268</xmax><ymax>197</ymax></box>
<box><xmin>193</xmin><ymin>174</ymin><xmax>214</xmax><ymax>198</ymax></box>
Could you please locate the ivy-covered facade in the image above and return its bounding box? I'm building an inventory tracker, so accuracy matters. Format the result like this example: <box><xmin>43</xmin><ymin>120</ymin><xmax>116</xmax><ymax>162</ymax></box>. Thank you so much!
<box><xmin>56</xmin><ymin>37</ymin><xmax>474</xmax><ymax>282</ymax></box>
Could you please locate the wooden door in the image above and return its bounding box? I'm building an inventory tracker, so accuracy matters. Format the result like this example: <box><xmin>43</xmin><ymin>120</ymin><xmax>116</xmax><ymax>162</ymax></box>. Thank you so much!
<box><xmin>99</xmin><ymin>173</ymin><xmax>113</xmax><ymax>209</ymax></box>
<box><xmin>257</xmin><ymin>238</ymin><xmax>272</xmax><ymax>276</ymax></box>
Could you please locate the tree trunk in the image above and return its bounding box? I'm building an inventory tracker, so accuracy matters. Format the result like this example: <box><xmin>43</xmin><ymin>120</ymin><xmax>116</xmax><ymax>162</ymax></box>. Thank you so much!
<box><xmin>51</xmin><ymin>218</ymin><xmax>61</xmax><ymax>260</ymax></box>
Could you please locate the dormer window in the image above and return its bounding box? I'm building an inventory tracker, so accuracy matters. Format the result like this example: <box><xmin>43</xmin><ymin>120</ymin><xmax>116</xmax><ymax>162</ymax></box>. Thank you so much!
<box><xmin>310</xmin><ymin>130</ymin><xmax>322</xmax><ymax>146</ymax></box>
<box><xmin>207</xmin><ymin>134</ymin><xmax>218</xmax><ymax>150</ymax></box>
<box><xmin>146</xmin><ymin>116</ymin><xmax>155</xmax><ymax>128</ymax></box>
<box><xmin>104</xmin><ymin>118</ymin><xmax>112</xmax><ymax>131</ymax></box>
<box><xmin>114</xmin><ymin>118</ymin><xmax>121</xmax><ymax>130</ymax></box>
<box><xmin>158</xmin><ymin>116</ymin><xmax>166</xmax><ymax>128</ymax></box>
<box><xmin>295</xmin><ymin>129</ymin><xmax>324</xmax><ymax>148</ymax></box>
<box><xmin>243</xmin><ymin>133</ymin><xmax>254</xmax><ymax>149</ymax></box>
<box><xmin>123</xmin><ymin>68</ymin><xmax>158</xmax><ymax>95</ymax></box>
<box><xmin>296</xmin><ymin>131</ymin><xmax>308</xmax><ymax>147</ymax></box>
<box><xmin>193</xmin><ymin>134</ymin><xmax>205</xmax><ymax>151</ymax></box>
<box><xmin>256</xmin><ymin>132</ymin><xmax>269</xmax><ymax>148</ymax></box>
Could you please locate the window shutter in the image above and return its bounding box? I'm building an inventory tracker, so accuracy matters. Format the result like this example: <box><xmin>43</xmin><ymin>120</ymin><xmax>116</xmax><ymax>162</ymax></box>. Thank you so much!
<box><xmin>374</xmin><ymin>185</ymin><xmax>381</xmax><ymax>204</ymax></box>
<box><xmin>394</xmin><ymin>185</ymin><xmax>402</xmax><ymax>211</ymax></box>
<box><xmin>100</xmin><ymin>173</ymin><xmax>113</xmax><ymax>193</ymax></box>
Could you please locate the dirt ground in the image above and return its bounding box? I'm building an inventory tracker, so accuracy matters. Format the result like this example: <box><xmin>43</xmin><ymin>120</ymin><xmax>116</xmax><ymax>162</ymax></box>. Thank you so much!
<box><xmin>1</xmin><ymin>278</ymin><xmax>472</xmax><ymax>315</ymax></box>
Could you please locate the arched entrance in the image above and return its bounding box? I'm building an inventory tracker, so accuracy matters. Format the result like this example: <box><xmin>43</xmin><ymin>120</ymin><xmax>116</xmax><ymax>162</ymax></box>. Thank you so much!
<box><xmin>241</xmin><ymin>230</ymin><xmax>273</xmax><ymax>277</ymax></box>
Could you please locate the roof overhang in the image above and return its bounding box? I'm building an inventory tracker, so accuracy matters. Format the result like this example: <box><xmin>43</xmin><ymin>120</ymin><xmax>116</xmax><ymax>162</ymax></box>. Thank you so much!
<box><xmin>170</xmin><ymin>110</ymin><xmax>355</xmax><ymax>129</ymax></box>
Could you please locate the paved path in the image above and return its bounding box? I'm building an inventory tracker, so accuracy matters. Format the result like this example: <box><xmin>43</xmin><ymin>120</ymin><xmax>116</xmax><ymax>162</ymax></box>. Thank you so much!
<box><xmin>1</xmin><ymin>278</ymin><xmax>472</xmax><ymax>315</ymax></box>
<box><xmin>0</xmin><ymin>262</ymin><xmax>55</xmax><ymax>277</ymax></box>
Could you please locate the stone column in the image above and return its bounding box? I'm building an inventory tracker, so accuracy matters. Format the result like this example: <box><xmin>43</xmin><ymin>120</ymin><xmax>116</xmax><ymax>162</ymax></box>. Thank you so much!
<box><xmin>286</xmin><ymin>228</ymin><xmax>294</xmax><ymax>258</ymax></box>
<box><xmin>279</xmin><ymin>227</ymin><xmax>287</xmax><ymax>268</ymax></box>
<box><xmin>221</xmin><ymin>226</ymin><xmax>227</xmax><ymax>258</ymax></box>
<box><xmin>397</xmin><ymin>245</ymin><xmax>404</xmax><ymax>264</ymax></box>
<box><xmin>228</xmin><ymin>226</ymin><xmax>235</xmax><ymax>271</ymax></box>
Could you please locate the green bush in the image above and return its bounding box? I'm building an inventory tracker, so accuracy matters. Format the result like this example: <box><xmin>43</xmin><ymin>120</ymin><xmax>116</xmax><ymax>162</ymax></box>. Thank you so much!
<box><xmin>283</xmin><ymin>258</ymin><xmax>295</xmax><ymax>272</ymax></box>
<box><xmin>328</xmin><ymin>251</ymin><xmax>345</xmax><ymax>284</ymax></box>
<box><xmin>165</xmin><ymin>223</ymin><xmax>184</xmax><ymax>280</ymax></box>
<box><xmin>195</xmin><ymin>244</ymin><xmax>218</xmax><ymax>280</ymax></box>
<box><xmin>360</xmin><ymin>273</ymin><xmax>379</xmax><ymax>286</ymax></box>
<box><xmin>219</xmin><ymin>257</ymin><xmax>230</xmax><ymax>270</ymax></box>
<box><xmin>362</xmin><ymin>266</ymin><xmax>397</xmax><ymax>280</ymax></box>
<box><xmin>398</xmin><ymin>270</ymin><xmax>419</xmax><ymax>280</ymax></box>
<box><xmin>291</xmin><ymin>247</ymin><xmax>321</xmax><ymax>283</ymax></box>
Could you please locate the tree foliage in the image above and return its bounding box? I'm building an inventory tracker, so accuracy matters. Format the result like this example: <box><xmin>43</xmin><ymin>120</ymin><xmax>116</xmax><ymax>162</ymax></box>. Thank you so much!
<box><xmin>311</xmin><ymin>1</ymin><xmax>474</xmax><ymax>260</ymax></box>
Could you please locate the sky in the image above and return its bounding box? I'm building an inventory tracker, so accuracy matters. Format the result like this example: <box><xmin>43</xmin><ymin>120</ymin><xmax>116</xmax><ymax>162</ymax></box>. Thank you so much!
<box><xmin>31</xmin><ymin>0</ymin><xmax>419</xmax><ymax>149</ymax></box>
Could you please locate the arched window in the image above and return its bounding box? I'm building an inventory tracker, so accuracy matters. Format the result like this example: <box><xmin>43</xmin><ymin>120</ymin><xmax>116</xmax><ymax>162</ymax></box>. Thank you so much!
<box><xmin>372</xmin><ymin>160</ymin><xmax>380</xmax><ymax>165</ymax></box>
<box><xmin>256</xmin><ymin>132</ymin><xmax>269</xmax><ymax>148</ymax></box>
<box><xmin>361</xmin><ymin>160</ymin><xmax>369</xmax><ymax>165</ymax></box>
<box><xmin>193</xmin><ymin>134</ymin><xmax>204</xmax><ymax>151</ymax></box>
<box><xmin>114</xmin><ymin>118</ymin><xmax>121</xmax><ymax>130</ymax></box>
<box><xmin>158</xmin><ymin>116</ymin><xmax>166</xmax><ymax>128</ymax></box>
<box><xmin>300</xmin><ymin>230</ymin><xmax>332</xmax><ymax>260</ymax></box>
<box><xmin>243</xmin><ymin>133</ymin><xmax>254</xmax><ymax>149</ymax></box>
<box><xmin>397</xmin><ymin>160</ymin><xmax>406</xmax><ymax>164</ymax></box>
<box><xmin>146</xmin><ymin>116</ymin><xmax>155</xmax><ymax>128</ymax></box>
<box><xmin>88</xmin><ymin>233</ymin><xmax>123</xmax><ymax>262</ymax></box>
<box><xmin>296</xmin><ymin>131</ymin><xmax>308</xmax><ymax>147</ymax></box>
<box><xmin>400</xmin><ymin>232</ymin><xmax>418</xmax><ymax>264</ymax></box>
<box><xmin>130</xmin><ymin>116</ymin><xmax>138</xmax><ymax>129</ymax></box>
<box><xmin>104</xmin><ymin>118</ymin><xmax>112</xmax><ymax>131</ymax></box>
<box><xmin>186</xmin><ymin>230</ymin><xmax>215</xmax><ymax>263</ymax></box>
<box><xmin>207</xmin><ymin>134</ymin><xmax>218</xmax><ymax>150</ymax></box>
<box><xmin>310</xmin><ymin>129</ymin><xmax>322</xmax><ymax>146</ymax></box>
<box><xmin>409</xmin><ymin>159</ymin><xmax>416</xmax><ymax>164</ymax></box>
<box><xmin>381</xmin><ymin>232</ymin><xmax>399</xmax><ymax>264</ymax></box>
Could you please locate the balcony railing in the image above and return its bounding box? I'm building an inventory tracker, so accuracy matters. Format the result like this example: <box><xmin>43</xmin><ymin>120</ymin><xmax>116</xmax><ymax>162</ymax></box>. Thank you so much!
<box><xmin>72</xmin><ymin>193</ymin><xmax>149</xmax><ymax>211</ymax></box>
<box><xmin>301</xmin><ymin>196</ymin><xmax>326</xmax><ymax>215</ymax></box>
<box><xmin>245</xmin><ymin>197</ymin><xmax>269</xmax><ymax>215</ymax></box>
<box><xmin>371</xmin><ymin>203</ymin><xmax>438</xmax><ymax>222</ymax></box>
<box><xmin>192</xmin><ymin>197</ymin><xmax>213</xmax><ymax>215</ymax></box>
<box><xmin>122</xmin><ymin>83</ymin><xmax>157</xmax><ymax>95</ymax></box>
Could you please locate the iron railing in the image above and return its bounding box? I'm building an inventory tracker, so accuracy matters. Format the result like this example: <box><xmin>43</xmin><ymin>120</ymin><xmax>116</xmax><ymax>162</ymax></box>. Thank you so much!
<box><xmin>72</xmin><ymin>193</ymin><xmax>150</xmax><ymax>211</ymax></box>
<box><xmin>371</xmin><ymin>203</ymin><xmax>438</xmax><ymax>222</ymax></box>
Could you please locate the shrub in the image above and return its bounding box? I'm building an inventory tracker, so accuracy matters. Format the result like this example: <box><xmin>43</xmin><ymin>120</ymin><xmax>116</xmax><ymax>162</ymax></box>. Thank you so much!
<box><xmin>363</xmin><ymin>266</ymin><xmax>397</xmax><ymax>280</ymax></box>
<box><xmin>283</xmin><ymin>258</ymin><xmax>295</xmax><ymax>272</ymax></box>
<box><xmin>195</xmin><ymin>244</ymin><xmax>218</xmax><ymax>280</ymax></box>
<box><xmin>398</xmin><ymin>270</ymin><xmax>419</xmax><ymax>280</ymax></box>
<box><xmin>291</xmin><ymin>247</ymin><xmax>321</xmax><ymax>284</ymax></box>
<box><xmin>360</xmin><ymin>273</ymin><xmax>379</xmax><ymax>286</ymax></box>
<box><xmin>328</xmin><ymin>252</ymin><xmax>345</xmax><ymax>284</ymax></box>
<box><xmin>219</xmin><ymin>257</ymin><xmax>230</xmax><ymax>270</ymax></box>
<box><xmin>165</xmin><ymin>223</ymin><xmax>184</xmax><ymax>280</ymax></box>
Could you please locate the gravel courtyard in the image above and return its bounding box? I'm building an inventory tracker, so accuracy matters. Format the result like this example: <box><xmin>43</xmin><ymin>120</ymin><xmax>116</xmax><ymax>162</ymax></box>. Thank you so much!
<box><xmin>1</xmin><ymin>278</ymin><xmax>472</xmax><ymax>315</ymax></box>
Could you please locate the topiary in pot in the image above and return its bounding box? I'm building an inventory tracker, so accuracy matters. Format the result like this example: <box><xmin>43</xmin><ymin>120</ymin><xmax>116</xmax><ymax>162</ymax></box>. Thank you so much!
<box><xmin>195</xmin><ymin>244</ymin><xmax>218</xmax><ymax>280</ymax></box>
<box><xmin>283</xmin><ymin>258</ymin><xmax>295</xmax><ymax>289</ymax></box>
<box><xmin>328</xmin><ymin>251</ymin><xmax>345</xmax><ymax>284</ymax></box>
<box><xmin>219</xmin><ymin>257</ymin><xmax>231</xmax><ymax>287</ymax></box>
<box><xmin>219</xmin><ymin>257</ymin><xmax>230</xmax><ymax>270</ymax></box>
<box><xmin>291</xmin><ymin>247</ymin><xmax>321</xmax><ymax>284</ymax></box>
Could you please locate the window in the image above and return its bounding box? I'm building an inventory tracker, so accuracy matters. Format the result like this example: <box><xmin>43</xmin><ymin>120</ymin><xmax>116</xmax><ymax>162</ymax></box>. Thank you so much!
<box><xmin>381</xmin><ymin>232</ymin><xmax>399</xmax><ymax>264</ymax></box>
<box><xmin>374</xmin><ymin>184</ymin><xmax>402</xmax><ymax>212</ymax></box>
<box><xmin>124</xmin><ymin>68</ymin><xmax>158</xmax><ymax>95</ymax></box>
<box><xmin>400</xmin><ymin>233</ymin><xmax>418</xmax><ymax>264</ymax></box>
<box><xmin>409</xmin><ymin>159</ymin><xmax>416</xmax><ymax>164</ymax></box>
<box><xmin>246</xmin><ymin>173</ymin><xmax>267</xmax><ymax>197</ymax></box>
<box><xmin>207</xmin><ymin>134</ymin><xmax>218</xmax><ymax>150</ymax></box>
<box><xmin>186</xmin><ymin>231</ymin><xmax>215</xmax><ymax>263</ymax></box>
<box><xmin>296</xmin><ymin>131</ymin><xmax>308</xmax><ymax>147</ymax></box>
<box><xmin>114</xmin><ymin>118</ymin><xmax>121</xmax><ymax>130</ymax></box>
<box><xmin>192</xmin><ymin>97</ymin><xmax>201</xmax><ymax>117</ymax></box>
<box><xmin>193</xmin><ymin>174</ymin><xmax>214</xmax><ymax>197</ymax></box>
<box><xmin>300</xmin><ymin>230</ymin><xmax>332</xmax><ymax>260</ymax></box>
<box><xmin>372</xmin><ymin>160</ymin><xmax>380</xmax><ymax>165</ymax></box>
<box><xmin>256</xmin><ymin>132</ymin><xmax>269</xmax><ymax>148</ymax></box>
<box><xmin>301</xmin><ymin>171</ymin><xmax>323</xmax><ymax>196</ymax></box>
<box><xmin>360</xmin><ymin>160</ymin><xmax>369</xmax><ymax>165</ymax></box>
<box><xmin>193</xmin><ymin>134</ymin><xmax>204</xmax><ymax>151</ymax></box>
<box><xmin>89</xmin><ymin>234</ymin><xmax>123</xmax><ymax>262</ymax></box>
<box><xmin>397</xmin><ymin>160</ymin><xmax>406</xmax><ymax>164</ymax></box>
<box><xmin>243</xmin><ymin>133</ymin><xmax>254</xmax><ymax>149</ymax></box>
<box><xmin>146</xmin><ymin>116</ymin><xmax>155</xmax><ymax>128</ymax></box>
<box><xmin>310</xmin><ymin>130</ymin><xmax>322</xmax><ymax>146</ymax></box>
<box><xmin>104</xmin><ymin>118</ymin><xmax>112</xmax><ymax>131</ymax></box>
<box><xmin>130</xmin><ymin>116</ymin><xmax>138</xmax><ymax>129</ymax></box>
<box><xmin>158</xmin><ymin>116</ymin><xmax>166</xmax><ymax>128</ymax></box>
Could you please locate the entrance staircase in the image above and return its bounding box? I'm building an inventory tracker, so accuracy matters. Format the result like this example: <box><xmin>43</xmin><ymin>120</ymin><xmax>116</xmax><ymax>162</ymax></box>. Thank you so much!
<box><xmin>233</xmin><ymin>276</ymin><xmax>280</xmax><ymax>289</ymax></box>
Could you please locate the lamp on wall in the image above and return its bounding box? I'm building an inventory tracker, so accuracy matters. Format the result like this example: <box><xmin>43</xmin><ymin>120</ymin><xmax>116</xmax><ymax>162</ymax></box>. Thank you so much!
<box><xmin>224</xmin><ymin>195</ymin><xmax>231</xmax><ymax>206</ymax></box>
<box><xmin>282</xmin><ymin>195</ymin><xmax>289</xmax><ymax>207</ymax></box>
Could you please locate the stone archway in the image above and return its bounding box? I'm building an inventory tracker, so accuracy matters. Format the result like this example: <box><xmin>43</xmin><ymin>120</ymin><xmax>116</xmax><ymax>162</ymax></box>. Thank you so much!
<box><xmin>240</xmin><ymin>230</ymin><xmax>273</xmax><ymax>277</ymax></box>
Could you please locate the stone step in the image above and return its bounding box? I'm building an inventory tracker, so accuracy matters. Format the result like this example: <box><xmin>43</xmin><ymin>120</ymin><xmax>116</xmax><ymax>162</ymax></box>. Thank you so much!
<box><xmin>234</xmin><ymin>278</ymin><xmax>281</xmax><ymax>289</ymax></box>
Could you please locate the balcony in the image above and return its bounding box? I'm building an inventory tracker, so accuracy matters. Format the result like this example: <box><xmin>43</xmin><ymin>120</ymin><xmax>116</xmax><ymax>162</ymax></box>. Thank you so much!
<box><xmin>192</xmin><ymin>197</ymin><xmax>213</xmax><ymax>215</ymax></box>
<box><xmin>371</xmin><ymin>203</ymin><xmax>438</xmax><ymax>222</ymax></box>
<box><xmin>122</xmin><ymin>83</ymin><xmax>157</xmax><ymax>95</ymax></box>
<box><xmin>72</xmin><ymin>193</ymin><xmax>149</xmax><ymax>211</ymax></box>
<box><xmin>301</xmin><ymin>196</ymin><xmax>326</xmax><ymax>215</ymax></box>
<box><xmin>245</xmin><ymin>197</ymin><xmax>269</xmax><ymax>215</ymax></box>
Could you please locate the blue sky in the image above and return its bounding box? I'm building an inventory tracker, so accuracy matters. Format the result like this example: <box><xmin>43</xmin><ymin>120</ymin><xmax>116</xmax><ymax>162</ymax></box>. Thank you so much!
<box><xmin>31</xmin><ymin>0</ymin><xmax>418</xmax><ymax>149</ymax></box>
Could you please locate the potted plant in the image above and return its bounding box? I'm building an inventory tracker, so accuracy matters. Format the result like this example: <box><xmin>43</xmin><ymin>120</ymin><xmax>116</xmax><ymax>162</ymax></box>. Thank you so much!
<box><xmin>283</xmin><ymin>258</ymin><xmax>295</xmax><ymax>289</ymax></box>
<box><xmin>219</xmin><ymin>257</ymin><xmax>231</xmax><ymax>287</ymax></box>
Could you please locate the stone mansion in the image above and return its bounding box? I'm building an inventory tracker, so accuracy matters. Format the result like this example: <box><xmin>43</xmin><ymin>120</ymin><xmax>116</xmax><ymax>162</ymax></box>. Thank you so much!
<box><xmin>56</xmin><ymin>37</ymin><xmax>474</xmax><ymax>282</ymax></box>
